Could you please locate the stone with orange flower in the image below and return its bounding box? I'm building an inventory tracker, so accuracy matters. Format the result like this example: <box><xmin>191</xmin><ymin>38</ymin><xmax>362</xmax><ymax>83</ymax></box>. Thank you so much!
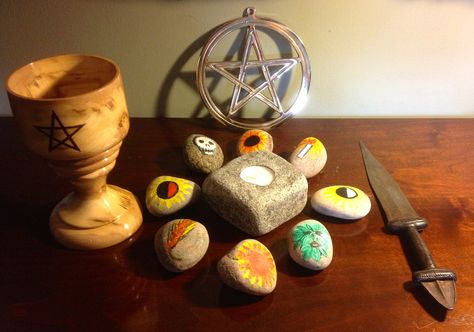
<box><xmin>146</xmin><ymin>176</ymin><xmax>200</xmax><ymax>216</ymax></box>
<box><xmin>154</xmin><ymin>219</ymin><xmax>209</xmax><ymax>272</ymax></box>
<box><xmin>217</xmin><ymin>239</ymin><xmax>277</xmax><ymax>295</ymax></box>
<box><xmin>237</xmin><ymin>129</ymin><xmax>273</xmax><ymax>156</ymax></box>
<box><xmin>289</xmin><ymin>137</ymin><xmax>327</xmax><ymax>178</ymax></box>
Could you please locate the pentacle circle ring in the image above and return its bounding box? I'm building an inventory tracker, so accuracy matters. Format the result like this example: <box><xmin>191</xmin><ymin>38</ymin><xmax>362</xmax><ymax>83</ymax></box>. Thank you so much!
<box><xmin>197</xmin><ymin>8</ymin><xmax>311</xmax><ymax>130</ymax></box>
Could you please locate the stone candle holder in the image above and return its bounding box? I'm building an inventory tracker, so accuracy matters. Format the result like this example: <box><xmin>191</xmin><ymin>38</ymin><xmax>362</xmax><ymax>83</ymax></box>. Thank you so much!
<box><xmin>203</xmin><ymin>151</ymin><xmax>308</xmax><ymax>236</ymax></box>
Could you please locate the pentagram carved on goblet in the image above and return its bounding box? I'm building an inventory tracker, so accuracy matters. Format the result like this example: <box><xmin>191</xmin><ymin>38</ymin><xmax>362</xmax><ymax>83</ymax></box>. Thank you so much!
<box><xmin>6</xmin><ymin>54</ymin><xmax>143</xmax><ymax>250</ymax></box>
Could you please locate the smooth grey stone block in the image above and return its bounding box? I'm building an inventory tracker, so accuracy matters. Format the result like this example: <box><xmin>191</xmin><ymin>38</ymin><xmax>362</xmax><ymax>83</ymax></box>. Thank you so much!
<box><xmin>202</xmin><ymin>151</ymin><xmax>308</xmax><ymax>236</ymax></box>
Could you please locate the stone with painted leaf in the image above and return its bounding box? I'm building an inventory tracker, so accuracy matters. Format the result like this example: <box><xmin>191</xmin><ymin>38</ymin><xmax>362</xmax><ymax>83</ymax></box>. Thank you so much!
<box><xmin>217</xmin><ymin>239</ymin><xmax>277</xmax><ymax>295</ymax></box>
<box><xmin>311</xmin><ymin>185</ymin><xmax>371</xmax><ymax>220</ymax></box>
<box><xmin>154</xmin><ymin>219</ymin><xmax>209</xmax><ymax>272</ymax></box>
<box><xmin>146</xmin><ymin>176</ymin><xmax>200</xmax><ymax>216</ymax></box>
<box><xmin>289</xmin><ymin>137</ymin><xmax>327</xmax><ymax>178</ymax></box>
<box><xmin>237</xmin><ymin>129</ymin><xmax>273</xmax><ymax>156</ymax></box>
<box><xmin>288</xmin><ymin>219</ymin><xmax>333</xmax><ymax>270</ymax></box>
<box><xmin>183</xmin><ymin>134</ymin><xmax>224</xmax><ymax>174</ymax></box>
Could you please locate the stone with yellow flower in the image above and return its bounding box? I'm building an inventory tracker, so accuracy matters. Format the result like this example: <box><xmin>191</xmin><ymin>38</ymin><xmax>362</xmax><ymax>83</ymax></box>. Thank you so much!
<box><xmin>218</xmin><ymin>239</ymin><xmax>277</xmax><ymax>295</ymax></box>
<box><xmin>311</xmin><ymin>185</ymin><xmax>371</xmax><ymax>220</ymax></box>
<box><xmin>154</xmin><ymin>219</ymin><xmax>209</xmax><ymax>272</ymax></box>
<box><xmin>289</xmin><ymin>137</ymin><xmax>327</xmax><ymax>178</ymax></box>
<box><xmin>146</xmin><ymin>176</ymin><xmax>200</xmax><ymax>216</ymax></box>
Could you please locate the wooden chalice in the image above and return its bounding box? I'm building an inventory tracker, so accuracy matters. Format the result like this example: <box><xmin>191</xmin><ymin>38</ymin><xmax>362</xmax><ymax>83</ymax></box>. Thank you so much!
<box><xmin>6</xmin><ymin>54</ymin><xmax>143</xmax><ymax>250</ymax></box>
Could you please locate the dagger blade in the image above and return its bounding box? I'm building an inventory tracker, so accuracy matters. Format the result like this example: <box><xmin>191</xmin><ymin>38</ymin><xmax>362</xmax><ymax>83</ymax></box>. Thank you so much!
<box><xmin>359</xmin><ymin>141</ymin><xmax>456</xmax><ymax>310</ymax></box>
<box><xmin>359</xmin><ymin>141</ymin><xmax>423</xmax><ymax>230</ymax></box>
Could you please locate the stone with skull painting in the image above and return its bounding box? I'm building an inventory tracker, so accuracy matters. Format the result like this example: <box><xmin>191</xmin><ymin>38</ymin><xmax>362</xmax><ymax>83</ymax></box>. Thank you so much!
<box><xmin>183</xmin><ymin>134</ymin><xmax>224</xmax><ymax>174</ymax></box>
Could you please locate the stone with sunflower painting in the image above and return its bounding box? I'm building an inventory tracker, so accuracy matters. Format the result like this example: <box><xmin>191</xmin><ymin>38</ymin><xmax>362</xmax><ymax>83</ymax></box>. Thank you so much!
<box><xmin>288</xmin><ymin>219</ymin><xmax>333</xmax><ymax>270</ymax></box>
<box><xmin>311</xmin><ymin>185</ymin><xmax>371</xmax><ymax>220</ymax></box>
<box><xmin>183</xmin><ymin>134</ymin><xmax>224</xmax><ymax>174</ymax></box>
<box><xmin>289</xmin><ymin>137</ymin><xmax>327</xmax><ymax>178</ymax></box>
<box><xmin>218</xmin><ymin>239</ymin><xmax>277</xmax><ymax>295</ymax></box>
<box><xmin>154</xmin><ymin>219</ymin><xmax>209</xmax><ymax>272</ymax></box>
<box><xmin>237</xmin><ymin>129</ymin><xmax>273</xmax><ymax>156</ymax></box>
<box><xmin>146</xmin><ymin>176</ymin><xmax>201</xmax><ymax>216</ymax></box>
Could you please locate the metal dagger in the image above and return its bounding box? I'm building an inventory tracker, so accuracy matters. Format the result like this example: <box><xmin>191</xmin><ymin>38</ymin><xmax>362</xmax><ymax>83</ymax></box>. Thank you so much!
<box><xmin>359</xmin><ymin>141</ymin><xmax>457</xmax><ymax>310</ymax></box>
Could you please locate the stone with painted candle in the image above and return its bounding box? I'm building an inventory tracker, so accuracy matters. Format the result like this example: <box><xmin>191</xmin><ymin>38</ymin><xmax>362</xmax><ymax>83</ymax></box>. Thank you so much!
<box><xmin>203</xmin><ymin>151</ymin><xmax>308</xmax><ymax>236</ymax></box>
<box><xmin>154</xmin><ymin>219</ymin><xmax>209</xmax><ymax>272</ymax></box>
<box><xmin>288</xmin><ymin>219</ymin><xmax>333</xmax><ymax>270</ymax></box>
<box><xmin>289</xmin><ymin>137</ymin><xmax>327</xmax><ymax>178</ymax></box>
<box><xmin>217</xmin><ymin>239</ymin><xmax>277</xmax><ymax>295</ymax></box>
<box><xmin>183</xmin><ymin>134</ymin><xmax>224</xmax><ymax>174</ymax></box>
<box><xmin>237</xmin><ymin>129</ymin><xmax>273</xmax><ymax>156</ymax></box>
<box><xmin>146</xmin><ymin>176</ymin><xmax>200</xmax><ymax>216</ymax></box>
<box><xmin>311</xmin><ymin>185</ymin><xmax>371</xmax><ymax>220</ymax></box>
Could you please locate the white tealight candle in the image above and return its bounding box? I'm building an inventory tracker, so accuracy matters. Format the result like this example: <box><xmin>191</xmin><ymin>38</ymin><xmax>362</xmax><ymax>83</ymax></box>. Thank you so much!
<box><xmin>240</xmin><ymin>165</ymin><xmax>275</xmax><ymax>186</ymax></box>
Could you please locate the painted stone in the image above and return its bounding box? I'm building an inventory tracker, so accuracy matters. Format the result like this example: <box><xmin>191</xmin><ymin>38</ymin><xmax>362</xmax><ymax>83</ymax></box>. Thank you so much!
<box><xmin>146</xmin><ymin>176</ymin><xmax>200</xmax><ymax>216</ymax></box>
<box><xmin>154</xmin><ymin>219</ymin><xmax>209</xmax><ymax>272</ymax></box>
<box><xmin>217</xmin><ymin>239</ymin><xmax>277</xmax><ymax>295</ymax></box>
<box><xmin>183</xmin><ymin>134</ymin><xmax>224</xmax><ymax>174</ymax></box>
<box><xmin>202</xmin><ymin>151</ymin><xmax>308</xmax><ymax>236</ymax></box>
<box><xmin>288</xmin><ymin>219</ymin><xmax>333</xmax><ymax>270</ymax></box>
<box><xmin>289</xmin><ymin>137</ymin><xmax>327</xmax><ymax>178</ymax></box>
<box><xmin>237</xmin><ymin>129</ymin><xmax>273</xmax><ymax>156</ymax></box>
<box><xmin>311</xmin><ymin>185</ymin><xmax>371</xmax><ymax>220</ymax></box>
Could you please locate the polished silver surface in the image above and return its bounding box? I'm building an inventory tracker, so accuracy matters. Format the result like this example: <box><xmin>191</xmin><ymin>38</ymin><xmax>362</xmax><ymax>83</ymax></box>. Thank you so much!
<box><xmin>197</xmin><ymin>7</ymin><xmax>311</xmax><ymax>130</ymax></box>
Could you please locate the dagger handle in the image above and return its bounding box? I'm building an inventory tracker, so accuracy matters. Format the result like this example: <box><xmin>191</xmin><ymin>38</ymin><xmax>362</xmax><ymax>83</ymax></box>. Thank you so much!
<box><xmin>403</xmin><ymin>225</ymin><xmax>457</xmax><ymax>284</ymax></box>
<box><xmin>403</xmin><ymin>225</ymin><xmax>435</xmax><ymax>270</ymax></box>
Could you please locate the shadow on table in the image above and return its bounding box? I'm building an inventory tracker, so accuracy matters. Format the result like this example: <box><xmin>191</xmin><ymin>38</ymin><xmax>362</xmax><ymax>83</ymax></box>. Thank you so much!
<box><xmin>403</xmin><ymin>281</ymin><xmax>448</xmax><ymax>321</ymax></box>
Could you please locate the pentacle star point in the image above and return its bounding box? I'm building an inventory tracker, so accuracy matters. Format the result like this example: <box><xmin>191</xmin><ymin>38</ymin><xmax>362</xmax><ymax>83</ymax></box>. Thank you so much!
<box><xmin>207</xmin><ymin>26</ymin><xmax>298</xmax><ymax>117</ymax></box>
<box><xmin>34</xmin><ymin>111</ymin><xmax>85</xmax><ymax>152</ymax></box>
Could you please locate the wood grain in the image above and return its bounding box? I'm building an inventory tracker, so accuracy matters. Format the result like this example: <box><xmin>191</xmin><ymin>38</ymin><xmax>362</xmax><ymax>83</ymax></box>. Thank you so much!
<box><xmin>1</xmin><ymin>118</ymin><xmax>473</xmax><ymax>331</ymax></box>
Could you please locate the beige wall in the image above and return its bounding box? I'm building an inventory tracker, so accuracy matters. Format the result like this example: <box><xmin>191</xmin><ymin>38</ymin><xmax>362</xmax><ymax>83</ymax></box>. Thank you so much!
<box><xmin>1</xmin><ymin>0</ymin><xmax>473</xmax><ymax>118</ymax></box>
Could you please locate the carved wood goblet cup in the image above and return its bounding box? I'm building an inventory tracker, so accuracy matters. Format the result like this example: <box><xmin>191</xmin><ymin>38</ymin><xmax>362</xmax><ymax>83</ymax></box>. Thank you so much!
<box><xmin>6</xmin><ymin>54</ymin><xmax>143</xmax><ymax>250</ymax></box>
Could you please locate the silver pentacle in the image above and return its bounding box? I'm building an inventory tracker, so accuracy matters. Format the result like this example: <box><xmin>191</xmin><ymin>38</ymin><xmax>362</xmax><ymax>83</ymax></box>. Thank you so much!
<box><xmin>197</xmin><ymin>7</ymin><xmax>311</xmax><ymax>130</ymax></box>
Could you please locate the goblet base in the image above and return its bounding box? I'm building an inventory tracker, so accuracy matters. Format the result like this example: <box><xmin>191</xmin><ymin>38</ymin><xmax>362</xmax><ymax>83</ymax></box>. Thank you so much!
<box><xmin>50</xmin><ymin>185</ymin><xmax>143</xmax><ymax>250</ymax></box>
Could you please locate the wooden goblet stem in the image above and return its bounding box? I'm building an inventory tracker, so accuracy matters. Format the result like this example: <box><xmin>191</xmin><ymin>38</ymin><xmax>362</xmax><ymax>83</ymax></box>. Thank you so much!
<box><xmin>48</xmin><ymin>142</ymin><xmax>142</xmax><ymax>250</ymax></box>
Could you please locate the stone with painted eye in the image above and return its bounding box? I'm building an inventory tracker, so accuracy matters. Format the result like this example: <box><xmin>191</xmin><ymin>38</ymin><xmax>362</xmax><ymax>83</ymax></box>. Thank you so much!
<box><xmin>154</xmin><ymin>219</ymin><xmax>209</xmax><ymax>272</ymax></box>
<box><xmin>289</xmin><ymin>137</ymin><xmax>327</xmax><ymax>178</ymax></box>
<box><xmin>237</xmin><ymin>129</ymin><xmax>273</xmax><ymax>156</ymax></box>
<box><xmin>183</xmin><ymin>134</ymin><xmax>224</xmax><ymax>174</ymax></box>
<box><xmin>145</xmin><ymin>176</ymin><xmax>200</xmax><ymax>216</ymax></box>
<box><xmin>288</xmin><ymin>219</ymin><xmax>333</xmax><ymax>270</ymax></box>
<box><xmin>311</xmin><ymin>185</ymin><xmax>371</xmax><ymax>220</ymax></box>
<box><xmin>217</xmin><ymin>239</ymin><xmax>277</xmax><ymax>295</ymax></box>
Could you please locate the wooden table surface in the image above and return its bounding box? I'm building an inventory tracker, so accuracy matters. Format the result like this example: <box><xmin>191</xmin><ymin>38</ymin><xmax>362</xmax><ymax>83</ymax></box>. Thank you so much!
<box><xmin>1</xmin><ymin>117</ymin><xmax>473</xmax><ymax>331</ymax></box>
